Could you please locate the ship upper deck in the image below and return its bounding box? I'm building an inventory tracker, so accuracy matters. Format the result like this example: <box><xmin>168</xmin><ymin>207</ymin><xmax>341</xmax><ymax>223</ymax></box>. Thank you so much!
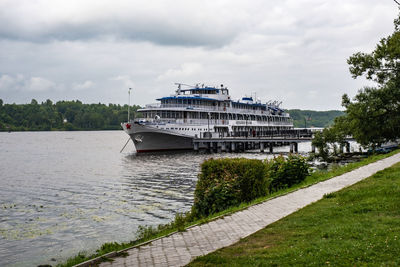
<box><xmin>141</xmin><ymin>84</ymin><xmax>288</xmax><ymax>117</ymax></box>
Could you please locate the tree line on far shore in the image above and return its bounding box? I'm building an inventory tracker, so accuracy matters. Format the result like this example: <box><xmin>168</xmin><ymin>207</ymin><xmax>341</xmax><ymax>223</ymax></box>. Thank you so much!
<box><xmin>0</xmin><ymin>98</ymin><xmax>343</xmax><ymax>132</ymax></box>
<box><xmin>287</xmin><ymin>109</ymin><xmax>343</xmax><ymax>128</ymax></box>
<box><xmin>0</xmin><ymin>99</ymin><xmax>141</xmax><ymax>131</ymax></box>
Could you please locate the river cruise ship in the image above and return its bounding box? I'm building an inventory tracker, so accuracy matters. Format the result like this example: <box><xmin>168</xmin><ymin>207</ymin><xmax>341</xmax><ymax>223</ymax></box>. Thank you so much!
<box><xmin>121</xmin><ymin>83</ymin><xmax>294</xmax><ymax>153</ymax></box>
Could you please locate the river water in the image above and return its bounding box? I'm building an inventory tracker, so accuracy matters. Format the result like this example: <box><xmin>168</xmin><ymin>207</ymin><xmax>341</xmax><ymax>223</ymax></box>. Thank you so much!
<box><xmin>0</xmin><ymin>131</ymin><xmax>315</xmax><ymax>266</ymax></box>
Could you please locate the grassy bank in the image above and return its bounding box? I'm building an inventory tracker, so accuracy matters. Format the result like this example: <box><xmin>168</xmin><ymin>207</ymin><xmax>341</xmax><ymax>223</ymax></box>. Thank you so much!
<box><xmin>58</xmin><ymin>150</ymin><xmax>399</xmax><ymax>267</ymax></box>
<box><xmin>189</xmin><ymin>161</ymin><xmax>400</xmax><ymax>266</ymax></box>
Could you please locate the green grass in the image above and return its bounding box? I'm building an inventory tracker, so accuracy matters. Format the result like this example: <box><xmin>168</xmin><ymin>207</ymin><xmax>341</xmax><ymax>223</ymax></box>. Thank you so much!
<box><xmin>189</xmin><ymin>162</ymin><xmax>400</xmax><ymax>266</ymax></box>
<box><xmin>58</xmin><ymin>150</ymin><xmax>399</xmax><ymax>266</ymax></box>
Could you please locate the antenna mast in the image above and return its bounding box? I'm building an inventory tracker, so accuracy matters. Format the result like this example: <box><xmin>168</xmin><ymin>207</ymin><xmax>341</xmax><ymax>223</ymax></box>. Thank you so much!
<box><xmin>128</xmin><ymin>88</ymin><xmax>132</xmax><ymax>122</ymax></box>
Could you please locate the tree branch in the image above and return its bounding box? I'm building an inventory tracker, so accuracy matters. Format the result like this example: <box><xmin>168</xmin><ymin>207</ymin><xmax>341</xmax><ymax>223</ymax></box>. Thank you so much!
<box><xmin>394</xmin><ymin>0</ymin><xmax>400</xmax><ymax>6</ymax></box>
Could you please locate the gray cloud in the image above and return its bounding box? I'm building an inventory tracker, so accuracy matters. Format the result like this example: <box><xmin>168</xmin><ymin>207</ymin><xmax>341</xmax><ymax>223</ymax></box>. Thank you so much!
<box><xmin>0</xmin><ymin>0</ymin><xmax>397</xmax><ymax>110</ymax></box>
<box><xmin>0</xmin><ymin>0</ymin><xmax>244</xmax><ymax>47</ymax></box>
<box><xmin>0</xmin><ymin>74</ymin><xmax>56</xmax><ymax>92</ymax></box>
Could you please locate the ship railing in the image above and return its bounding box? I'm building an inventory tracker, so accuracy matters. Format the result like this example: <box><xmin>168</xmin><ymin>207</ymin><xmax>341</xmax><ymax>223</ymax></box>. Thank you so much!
<box><xmin>143</xmin><ymin>103</ymin><xmax>290</xmax><ymax>116</ymax></box>
<box><xmin>145</xmin><ymin>103</ymin><xmax>162</xmax><ymax>108</ymax></box>
<box><xmin>138</xmin><ymin>118</ymin><xmax>292</xmax><ymax>127</ymax></box>
<box><xmin>139</xmin><ymin>118</ymin><xmax>230</xmax><ymax>125</ymax></box>
<box><xmin>199</xmin><ymin>129</ymin><xmax>313</xmax><ymax>139</ymax></box>
<box><xmin>173</xmin><ymin>119</ymin><xmax>230</xmax><ymax>125</ymax></box>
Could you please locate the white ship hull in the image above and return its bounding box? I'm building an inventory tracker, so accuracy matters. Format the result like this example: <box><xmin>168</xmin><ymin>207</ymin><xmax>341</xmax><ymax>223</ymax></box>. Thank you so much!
<box><xmin>122</xmin><ymin>123</ymin><xmax>193</xmax><ymax>152</ymax></box>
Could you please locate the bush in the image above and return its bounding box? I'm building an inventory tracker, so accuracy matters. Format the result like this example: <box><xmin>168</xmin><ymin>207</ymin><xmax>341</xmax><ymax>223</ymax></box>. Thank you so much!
<box><xmin>192</xmin><ymin>158</ymin><xmax>268</xmax><ymax>217</ymax></box>
<box><xmin>136</xmin><ymin>225</ymin><xmax>158</xmax><ymax>240</ymax></box>
<box><xmin>174</xmin><ymin>212</ymin><xmax>186</xmax><ymax>232</ymax></box>
<box><xmin>192</xmin><ymin>155</ymin><xmax>310</xmax><ymax>218</ymax></box>
<box><xmin>266</xmin><ymin>155</ymin><xmax>310</xmax><ymax>192</ymax></box>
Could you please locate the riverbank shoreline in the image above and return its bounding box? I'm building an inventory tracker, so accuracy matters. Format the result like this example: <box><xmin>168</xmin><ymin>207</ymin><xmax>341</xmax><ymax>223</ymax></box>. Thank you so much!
<box><xmin>58</xmin><ymin>150</ymin><xmax>400</xmax><ymax>267</ymax></box>
<box><xmin>93</xmin><ymin>151</ymin><xmax>400</xmax><ymax>267</ymax></box>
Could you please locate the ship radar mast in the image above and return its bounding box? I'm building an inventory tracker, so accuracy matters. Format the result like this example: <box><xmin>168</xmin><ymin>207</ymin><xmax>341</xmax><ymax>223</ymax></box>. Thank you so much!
<box><xmin>174</xmin><ymin>82</ymin><xmax>196</xmax><ymax>95</ymax></box>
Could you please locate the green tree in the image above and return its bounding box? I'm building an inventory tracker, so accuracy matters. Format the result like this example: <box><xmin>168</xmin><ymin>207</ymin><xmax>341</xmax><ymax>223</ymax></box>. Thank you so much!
<box><xmin>328</xmin><ymin>11</ymin><xmax>400</xmax><ymax>148</ymax></box>
<box><xmin>311</xmin><ymin>124</ymin><xmax>347</xmax><ymax>160</ymax></box>
<box><xmin>347</xmin><ymin>18</ymin><xmax>400</xmax><ymax>84</ymax></box>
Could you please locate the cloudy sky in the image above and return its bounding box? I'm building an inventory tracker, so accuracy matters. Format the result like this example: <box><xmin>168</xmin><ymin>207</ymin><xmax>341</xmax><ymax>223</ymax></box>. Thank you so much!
<box><xmin>0</xmin><ymin>0</ymin><xmax>398</xmax><ymax>110</ymax></box>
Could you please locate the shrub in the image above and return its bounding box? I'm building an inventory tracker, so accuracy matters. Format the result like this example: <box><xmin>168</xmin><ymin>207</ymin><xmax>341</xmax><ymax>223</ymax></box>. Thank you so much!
<box><xmin>174</xmin><ymin>212</ymin><xmax>186</xmax><ymax>232</ymax></box>
<box><xmin>266</xmin><ymin>155</ymin><xmax>310</xmax><ymax>192</ymax></box>
<box><xmin>135</xmin><ymin>225</ymin><xmax>158</xmax><ymax>240</ymax></box>
<box><xmin>192</xmin><ymin>158</ymin><xmax>268</xmax><ymax>217</ymax></box>
<box><xmin>97</xmin><ymin>242</ymin><xmax>120</xmax><ymax>254</ymax></box>
<box><xmin>192</xmin><ymin>155</ymin><xmax>310</xmax><ymax>218</ymax></box>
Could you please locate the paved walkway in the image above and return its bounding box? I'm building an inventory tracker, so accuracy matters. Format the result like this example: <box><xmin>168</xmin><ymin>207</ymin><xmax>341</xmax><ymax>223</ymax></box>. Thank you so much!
<box><xmin>98</xmin><ymin>153</ymin><xmax>400</xmax><ymax>267</ymax></box>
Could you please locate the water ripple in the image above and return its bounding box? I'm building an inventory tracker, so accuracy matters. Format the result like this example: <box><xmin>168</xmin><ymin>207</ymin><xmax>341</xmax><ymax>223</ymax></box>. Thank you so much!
<box><xmin>0</xmin><ymin>131</ymin><xmax>305</xmax><ymax>267</ymax></box>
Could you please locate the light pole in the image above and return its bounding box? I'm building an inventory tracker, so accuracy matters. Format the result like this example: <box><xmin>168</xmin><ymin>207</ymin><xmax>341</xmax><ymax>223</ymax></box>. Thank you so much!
<box><xmin>128</xmin><ymin>88</ymin><xmax>132</xmax><ymax>122</ymax></box>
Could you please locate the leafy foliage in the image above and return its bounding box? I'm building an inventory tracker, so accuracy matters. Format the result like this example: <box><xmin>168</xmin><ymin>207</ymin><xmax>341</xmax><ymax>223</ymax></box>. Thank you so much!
<box><xmin>311</xmin><ymin>122</ymin><xmax>347</xmax><ymax>160</ymax></box>
<box><xmin>314</xmin><ymin>11</ymin><xmax>400</xmax><ymax>149</ymax></box>
<box><xmin>344</xmin><ymin>12</ymin><xmax>400</xmax><ymax>146</ymax></box>
<box><xmin>266</xmin><ymin>155</ymin><xmax>310</xmax><ymax>192</ymax></box>
<box><xmin>192</xmin><ymin>156</ymin><xmax>310</xmax><ymax>217</ymax></box>
<box><xmin>340</xmin><ymin>82</ymin><xmax>400</xmax><ymax>147</ymax></box>
<box><xmin>347</xmin><ymin>25</ymin><xmax>400</xmax><ymax>84</ymax></box>
<box><xmin>0</xmin><ymin>99</ymin><xmax>141</xmax><ymax>131</ymax></box>
<box><xmin>192</xmin><ymin>158</ymin><xmax>269</xmax><ymax>217</ymax></box>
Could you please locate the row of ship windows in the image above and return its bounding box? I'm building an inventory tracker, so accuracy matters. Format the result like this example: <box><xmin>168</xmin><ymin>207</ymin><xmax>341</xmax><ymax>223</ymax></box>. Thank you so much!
<box><xmin>162</xmin><ymin>99</ymin><xmax>265</xmax><ymax>110</ymax></box>
<box><xmin>142</xmin><ymin>111</ymin><xmax>290</xmax><ymax>121</ymax></box>
<box><xmin>157</xmin><ymin>126</ymin><xmax>207</xmax><ymax>131</ymax></box>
